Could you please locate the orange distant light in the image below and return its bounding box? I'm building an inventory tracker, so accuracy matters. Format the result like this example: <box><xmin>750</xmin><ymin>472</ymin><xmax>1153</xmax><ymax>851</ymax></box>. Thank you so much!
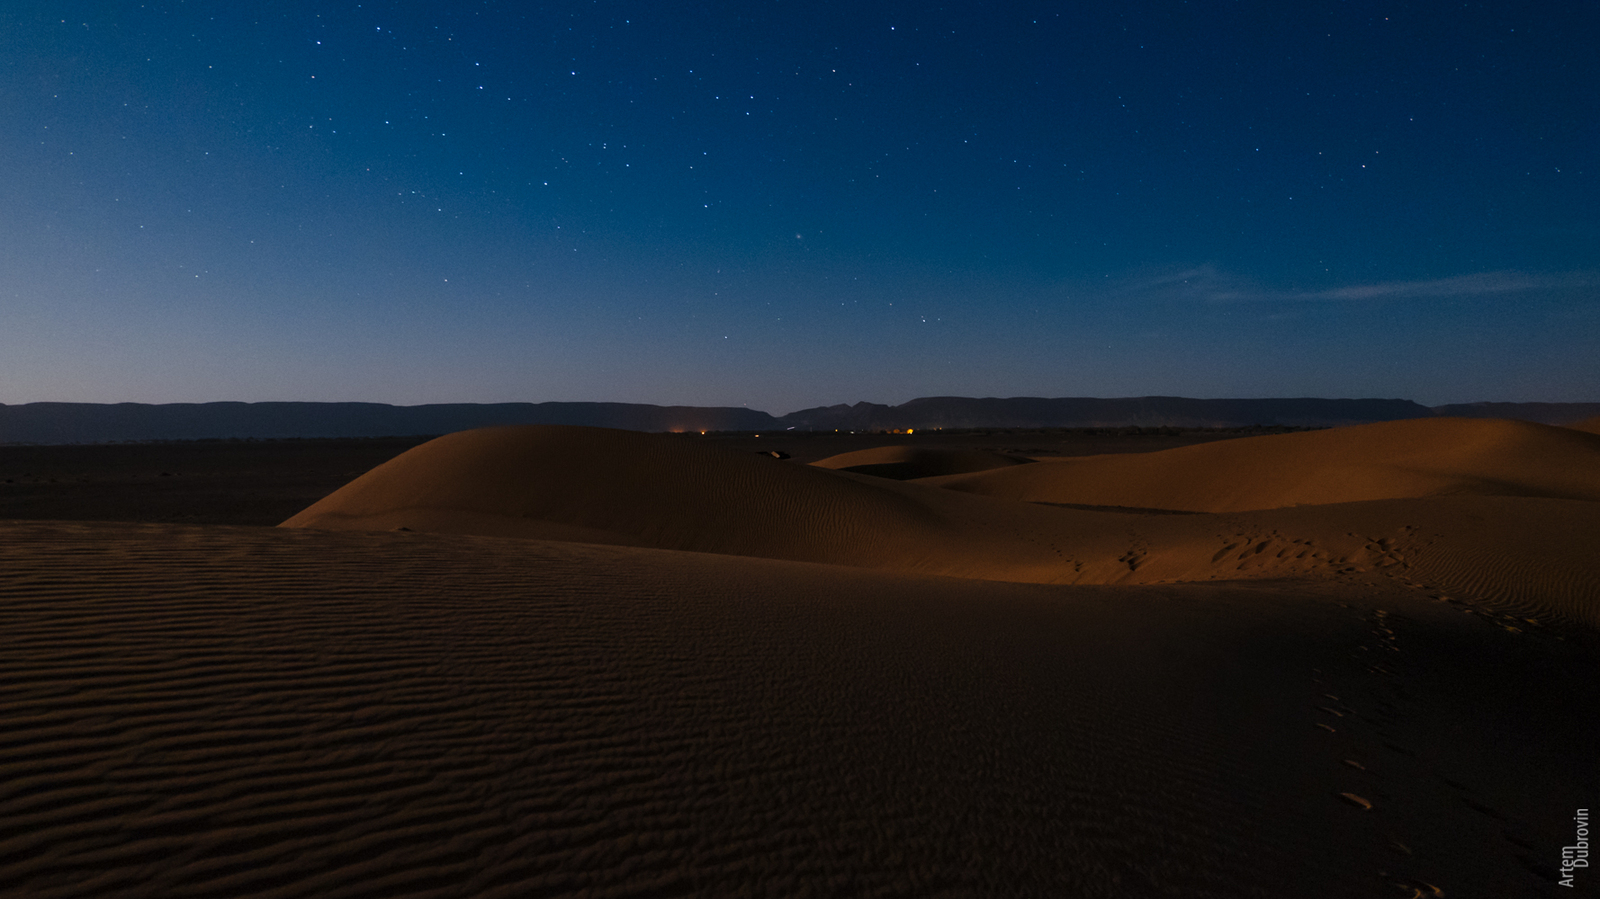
<box><xmin>907</xmin><ymin>428</ymin><xmax>914</xmax><ymax>434</ymax></box>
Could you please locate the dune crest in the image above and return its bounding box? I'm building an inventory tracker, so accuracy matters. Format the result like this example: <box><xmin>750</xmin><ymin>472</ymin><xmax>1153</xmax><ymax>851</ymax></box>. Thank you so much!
<box><xmin>921</xmin><ymin>416</ymin><xmax>1600</xmax><ymax>512</ymax></box>
<box><xmin>1566</xmin><ymin>415</ymin><xmax>1600</xmax><ymax>435</ymax></box>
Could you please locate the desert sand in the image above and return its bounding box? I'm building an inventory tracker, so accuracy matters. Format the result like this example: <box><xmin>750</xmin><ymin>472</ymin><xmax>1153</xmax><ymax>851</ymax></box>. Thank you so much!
<box><xmin>1569</xmin><ymin>415</ymin><xmax>1600</xmax><ymax>436</ymax></box>
<box><xmin>4</xmin><ymin>419</ymin><xmax>1598</xmax><ymax>896</ymax></box>
<box><xmin>922</xmin><ymin>417</ymin><xmax>1600</xmax><ymax>511</ymax></box>
<box><xmin>810</xmin><ymin>445</ymin><xmax>1032</xmax><ymax>479</ymax></box>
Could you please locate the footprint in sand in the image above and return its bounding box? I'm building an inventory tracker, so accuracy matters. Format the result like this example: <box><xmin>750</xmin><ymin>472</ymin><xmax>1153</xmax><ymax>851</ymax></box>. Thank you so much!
<box><xmin>1390</xmin><ymin>879</ymin><xmax>1444</xmax><ymax>898</ymax></box>
<box><xmin>1338</xmin><ymin>792</ymin><xmax>1374</xmax><ymax>811</ymax></box>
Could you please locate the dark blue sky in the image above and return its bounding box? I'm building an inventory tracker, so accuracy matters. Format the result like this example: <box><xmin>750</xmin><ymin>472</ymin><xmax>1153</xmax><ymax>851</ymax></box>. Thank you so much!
<box><xmin>3</xmin><ymin>1</ymin><xmax>1596</xmax><ymax>411</ymax></box>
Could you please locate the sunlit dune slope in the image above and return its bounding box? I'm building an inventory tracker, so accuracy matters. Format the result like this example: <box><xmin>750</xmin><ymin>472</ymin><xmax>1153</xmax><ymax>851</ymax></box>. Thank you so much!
<box><xmin>1112</xmin><ymin>496</ymin><xmax>1600</xmax><ymax>629</ymax></box>
<box><xmin>921</xmin><ymin>417</ymin><xmax>1600</xmax><ymax>512</ymax></box>
<box><xmin>810</xmin><ymin>445</ymin><xmax>1031</xmax><ymax>480</ymax></box>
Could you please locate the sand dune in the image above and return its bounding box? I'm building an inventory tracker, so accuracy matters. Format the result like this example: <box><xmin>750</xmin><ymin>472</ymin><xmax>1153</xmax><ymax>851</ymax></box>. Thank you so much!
<box><xmin>1568</xmin><ymin>415</ymin><xmax>1600</xmax><ymax>435</ymax></box>
<box><xmin>1109</xmin><ymin>495</ymin><xmax>1600</xmax><ymax>629</ymax></box>
<box><xmin>923</xmin><ymin>416</ymin><xmax>1600</xmax><ymax>511</ymax></box>
<box><xmin>280</xmin><ymin>425</ymin><xmax>1076</xmax><ymax>581</ymax></box>
<box><xmin>8</xmin><ymin>416</ymin><xmax>1599</xmax><ymax>895</ymax></box>
<box><xmin>4</xmin><ymin>519</ymin><xmax>1595</xmax><ymax>897</ymax></box>
<box><xmin>281</xmin><ymin>423</ymin><xmax>1600</xmax><ymax>629</ymax></box>
<box><xmin>810</xmin><ymin>445</ymin><xmax>1031</xmax><ymax>479</ymax></box>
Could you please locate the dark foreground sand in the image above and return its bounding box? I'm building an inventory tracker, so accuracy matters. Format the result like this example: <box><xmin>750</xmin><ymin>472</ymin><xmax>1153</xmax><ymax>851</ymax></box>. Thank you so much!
<box><xmin>3</xmin><ymin>419</ymin><xmax>1598</xmax><ymax>897</ymax></box>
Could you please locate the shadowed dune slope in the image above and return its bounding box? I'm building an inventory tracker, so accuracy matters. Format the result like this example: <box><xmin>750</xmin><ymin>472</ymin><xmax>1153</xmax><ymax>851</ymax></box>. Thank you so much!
<box><xmin>922</xmin><ymin>416</ymin><xmax>1600</xmax><ymax>512</ymax></box>
<box><xmin>810</xmin><ymin>445</ymin><xmax>1031</xmax><ymax>480</ymax></box>
<box><xmin>4</xmin><ymin>520</ymin><xmax>1597</xmax><ymax>896</ymax></box>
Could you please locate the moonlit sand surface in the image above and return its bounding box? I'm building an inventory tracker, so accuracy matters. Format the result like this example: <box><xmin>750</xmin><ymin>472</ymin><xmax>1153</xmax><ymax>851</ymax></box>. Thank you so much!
<box><xmin>4</xmin><ymin>420</ymin><xmax>1597</xmax><ymax>896</ymax></box>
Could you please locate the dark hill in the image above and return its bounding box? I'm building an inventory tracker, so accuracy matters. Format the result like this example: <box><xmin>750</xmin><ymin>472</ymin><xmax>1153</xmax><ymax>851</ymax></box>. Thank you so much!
<box><xmin>1431</xmin><ymin>402</ymin><xmax>1600</xmax><ymax>424</ymax></box>
<box><xmin>0</xmin><ymin>402</ymin><xmax>777</xmax><ymax>444</ymax></box>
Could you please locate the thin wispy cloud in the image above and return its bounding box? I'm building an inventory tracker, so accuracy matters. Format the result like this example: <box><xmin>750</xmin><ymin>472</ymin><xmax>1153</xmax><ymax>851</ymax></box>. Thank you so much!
<box><xmin>1112</xmin><ymin>266</ymin><xmax>1222</xmax><ymax>295</ymax></box>
<box><xmin>1204</xmin><ymin>271</ymin><xmax>1600</xmax><ymax>303</ymax></box>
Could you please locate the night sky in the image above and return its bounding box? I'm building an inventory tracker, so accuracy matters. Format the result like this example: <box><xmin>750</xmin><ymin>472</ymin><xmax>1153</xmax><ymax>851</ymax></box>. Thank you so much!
<box><xmin>3</xmin><ymin>1</ymin><xmax>1597</xmax><ymax>412</ymax></box>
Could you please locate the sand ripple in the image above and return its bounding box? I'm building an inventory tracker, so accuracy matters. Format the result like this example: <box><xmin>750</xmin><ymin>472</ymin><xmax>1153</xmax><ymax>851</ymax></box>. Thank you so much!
<box><xmin>2</xmin><ymin>521</ymin><xmax>1593</xmax><ymax>895</ymax></box>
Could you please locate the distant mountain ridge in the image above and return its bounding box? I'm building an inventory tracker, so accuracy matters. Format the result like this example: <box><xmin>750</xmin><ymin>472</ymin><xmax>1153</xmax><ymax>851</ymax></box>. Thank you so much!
<box><xmin>2</xmin><ymin>397</ymin><xmax>1598</xmax><ymax>444</ymax></box>
<box><xmin>778</xmin><ymin>396</ymin><xmax>1438</xmax><ymax>431</ymax></box>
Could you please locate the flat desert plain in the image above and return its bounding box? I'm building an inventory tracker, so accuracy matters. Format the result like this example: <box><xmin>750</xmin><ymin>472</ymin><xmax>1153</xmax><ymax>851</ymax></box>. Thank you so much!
<box><xmin>4</xmin><ymin>418</ymin><xmax>1599</xmax><ymax>897</ymax></box>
